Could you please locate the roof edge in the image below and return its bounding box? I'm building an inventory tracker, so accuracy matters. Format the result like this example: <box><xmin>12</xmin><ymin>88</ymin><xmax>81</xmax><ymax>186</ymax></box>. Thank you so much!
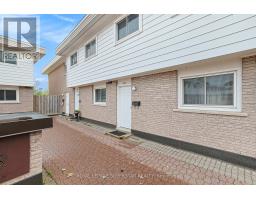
<box><xmin>42</xmin><ymin>56</ymin><xmax>65</xmax><ymax>75</ymax></box>
<box><xmin>56</xmin><ymin>14</ymin><xmax>97</xmax><ymax>55</ymax></box>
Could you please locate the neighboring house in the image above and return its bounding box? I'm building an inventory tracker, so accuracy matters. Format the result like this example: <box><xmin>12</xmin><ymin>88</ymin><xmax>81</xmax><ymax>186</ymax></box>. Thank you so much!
<box><xmin>43</xmin><ymin>56</ymin><xmax>74</xmax><ymax>114</ymax></box>
<box><xmin>0</xmin><ymin>36</ymin><xmax>49</xmax><ymax>185</ymax></box>
<box><xmin>43</xmin><ymin>14</ymin><xmax>256</xmax><ymax>168</ymax></box>
<box><xmin>0</xmin><ymin>36</ymin><xmax>45</xmax><ymax>113</ymax></box>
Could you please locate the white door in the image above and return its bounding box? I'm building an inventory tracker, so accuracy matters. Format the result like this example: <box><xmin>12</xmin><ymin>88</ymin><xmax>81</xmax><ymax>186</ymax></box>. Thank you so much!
<box><xmin>117</xmin><ymin>85</ymin><xmax>131</xmax><ymax>130</ymax></box>
<box><xmin>65</xmin><ymin>93</ymin><xmax>70</xmax><ymax>115</ymax></box>
<box><xmin>74</xmin><ymin>88</ymin><xmax>80</xmax><ymax>111</ymax></box>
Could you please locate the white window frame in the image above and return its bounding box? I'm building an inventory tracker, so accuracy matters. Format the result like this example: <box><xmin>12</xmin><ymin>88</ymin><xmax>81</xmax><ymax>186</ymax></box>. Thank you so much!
<box><xmin>178</xmin><ymin>68</ymin><xmax>242</xmax><ymax>112</ymax></box>
<box><xmin>85</xmin><ymin>37</ymin><xmax>97</xmax><ymax>60</ymax></box>
<box><xmin>70</xmin><ymin>51</ymin><xmax>78</xmax><ymax>66</ymax></box>
<box><xmin>114</xmin><ymin>14</ymin><xmax>143</xmax><ymax>45</ymax></box>
<box><xmin>0</xmin><ymin>50</ymin><xmax>18</xmax><ymax>65</ymax></box>
<box><xmin>0</xmin><ymin>86</ymin><xmax>20</xmax><ymax>103</ymax></box>
<box><xmin>93</xmin><ymin>84</ymin><xmax>106</xmax><ymax>106</ymax></box>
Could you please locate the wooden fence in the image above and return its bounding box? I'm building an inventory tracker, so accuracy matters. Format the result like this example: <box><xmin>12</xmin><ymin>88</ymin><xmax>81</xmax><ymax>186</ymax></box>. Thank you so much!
<box><xmin>33</xmin><ymin>95</ymin><xmax>62</xmax><ymax>115</ymax></box>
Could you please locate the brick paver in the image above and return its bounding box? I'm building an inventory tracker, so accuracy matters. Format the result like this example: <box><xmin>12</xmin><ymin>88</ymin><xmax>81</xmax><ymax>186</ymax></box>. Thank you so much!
<box><xmin>43</xmin><ymin>118</ymin><xmax>184</xmax><ymax>184</ymax></box>
<box><xmin>43</xmin><ymin>117</ymin><xmax>256</xmax><ymax>185</ymax></box>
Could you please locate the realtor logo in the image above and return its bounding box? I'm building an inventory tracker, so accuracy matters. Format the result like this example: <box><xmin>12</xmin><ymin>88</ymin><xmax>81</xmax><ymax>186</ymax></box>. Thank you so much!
<box><xmin>3</xmin><ymin>17</ymin><xmax>38</xmax><ymax>51</ymax></box>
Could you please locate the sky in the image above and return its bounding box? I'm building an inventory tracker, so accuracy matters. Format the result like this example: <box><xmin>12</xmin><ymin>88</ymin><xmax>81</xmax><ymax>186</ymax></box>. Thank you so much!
<box><xmin>35</xmin><ymin>14</ymin><xmax>85</xmax><ymax>90</ymax></box>
<box><xmin>0</xmin><ymin>14</ymin><xmax>85</xmax><ymax>90</ymax></box>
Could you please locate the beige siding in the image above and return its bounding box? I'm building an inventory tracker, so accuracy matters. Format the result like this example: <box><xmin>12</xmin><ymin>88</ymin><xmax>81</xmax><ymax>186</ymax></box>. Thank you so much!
<box><xmin>132</xmin><ymin>56</ymin><xmax>256</xmax><ymax>158</ymax></box>
<box><xmin>48</xmin><ymin>63</ymin><xmax>67</xmax><ymax>95</ymax></box>
<box><xmin>0</xmin><ymin>87</ymin><xmax>33</xmax><ymax>113</ymax></box>
<box><xmin>79</xmin><ymin>81</ymin><xmax>117</xmax><ymax>125</ymax></box>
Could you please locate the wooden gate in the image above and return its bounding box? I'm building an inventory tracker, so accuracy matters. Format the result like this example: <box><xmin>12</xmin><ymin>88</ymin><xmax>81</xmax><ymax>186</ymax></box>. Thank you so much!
<box><xmin>33</xmin><ymin>95</ymin><xmax>62</xmax><ymax>115</ymax></box>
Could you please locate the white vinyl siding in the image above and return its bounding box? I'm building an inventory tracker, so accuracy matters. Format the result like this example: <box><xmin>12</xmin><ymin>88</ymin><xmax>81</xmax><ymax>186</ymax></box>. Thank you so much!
<box><xmin>0</xmin><ymin>52</ymin><xmax>34</xmax><ymax>87</ymax></box>
<box><xmin>66</xmin><ymin>14</ymin><xmax>256</xmax><ymax>87</ymax></box>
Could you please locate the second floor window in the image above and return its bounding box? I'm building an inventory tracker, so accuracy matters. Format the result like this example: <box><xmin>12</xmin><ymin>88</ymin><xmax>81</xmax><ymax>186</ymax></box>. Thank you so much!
<box><xmin>117</xmin><ymin>14</ymin><xmax>139</xmax><ymax>40</ymax></box>
<box><xmin>0</xmin><ymin>51</ymin><xmax>17</xmax><ymax>65</ymax></box>
<box><xmin>85</xmin><ymin>39</ymin><xmax>96</xmax><ymax>58</ymax></box>
<box><xmin>70</xmin><ymin>52</ymin><xmax>77</xmax><ymax>66</ymax></box>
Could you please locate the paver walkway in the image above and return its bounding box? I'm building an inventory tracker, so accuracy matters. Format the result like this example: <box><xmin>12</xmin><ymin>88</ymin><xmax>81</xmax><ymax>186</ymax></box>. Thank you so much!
<box><xmin>43</xmin><ymin>117</ymin><xmax>256</xmax><ymax>185</ymax></box>
<box><xmin>43</xmin><ymin>118</ymin><xmax>184</xmax><ymax>184</ymax></box>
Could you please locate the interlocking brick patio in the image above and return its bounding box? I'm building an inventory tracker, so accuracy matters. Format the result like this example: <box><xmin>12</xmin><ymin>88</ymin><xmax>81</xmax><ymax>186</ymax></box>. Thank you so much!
<box><xmin>43</xmin><ymin>117</ymin><xmax>256</xmax><ymax>185</ymax></box>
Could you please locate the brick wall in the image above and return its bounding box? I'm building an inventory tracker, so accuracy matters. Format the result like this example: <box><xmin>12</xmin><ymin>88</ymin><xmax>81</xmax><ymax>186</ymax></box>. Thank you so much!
<box><xmin>79</xmin><ymin>82</ymin><xmax>117</xmax><ymax>125</ymax></box>
<box><xmin>0</xmin><ymin>87</ymin><xmax>33</xmax><ymax>114</ymax></box>
<box><xmin>48</xmin><ymin>64</ymin><xmax>67</xmax><ymax>96</ymax></box>
<box><xmin>132</xmin><ymin>56</ymin><xmax>256</xmax><ymax>158</ymax></box>
<box><xmin>2</xmin><ymin>131</ymin><xmax>42</xmax><ymax>184</ymax></box>
<box><xmin>69</xmin><ymin>88</ymin><xmax>75</xmax><ymax>114</ymax></box>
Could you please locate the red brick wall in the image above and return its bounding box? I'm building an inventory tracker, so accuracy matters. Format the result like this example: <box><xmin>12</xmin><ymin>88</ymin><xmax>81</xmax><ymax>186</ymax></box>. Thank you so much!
<box><xmin>79</xmin><ymin>82</ymin><xmax>117</xmax><ymax>125</ymax></box>
<box><xmin>0</xmin><ymin>87</ymin><xmax>33</xmax><ymax>113</ymax></box>
<box><xmin>132</xmin><ymin>57</ymin><xmax>256</xmax><ymax>158</ymax></box>
<box><xmin>48</xmin><ymin>64</ymin><xmax>67</xmax><ymax>96</ymax></box>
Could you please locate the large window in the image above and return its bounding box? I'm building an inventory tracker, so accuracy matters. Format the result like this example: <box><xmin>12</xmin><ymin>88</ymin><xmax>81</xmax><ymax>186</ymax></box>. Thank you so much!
<box><xmin>0</xmin><ymin>89</ymin><xmax>18</xmax><ymax>102</ymax></box>
<box><xmin>0</xmin><ymin>51</ymin><xmax>17</xmax><ymax>65</ymax></box>
<box><xmin>117</xmin><ymin>14</ymin><xmax>139</xmax><ymax>40</ymax></box>
<box><xmin>183</xmin><ymin>73</ymin><xmax>234</xmax><ymax>106</ymax></box>
<box><xmin>94</xmin><ymin>85</ymin><xmax>106</xmax><ymax>105</ymax></box>
<box><xmin>70</xmin><ymin>52</ymin><xmax>77</xmax><ymax>66</ymax></box>
<box><xmin>85</xmin><ymin>39</ymin><xmax>96</xmax><ymax>59</ymax></box>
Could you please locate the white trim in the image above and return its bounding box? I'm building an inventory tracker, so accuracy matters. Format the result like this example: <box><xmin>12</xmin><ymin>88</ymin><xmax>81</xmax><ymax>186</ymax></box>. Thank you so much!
<box><xmin>74</xmin><ymin>87</ymin><xmax>80</xmax><ymax>111</ymax></box>
<box><xmin>93</xmin><ymin>83</ymin><xmax>107</xmax><ymax>106</ymax></box>
<box><xmin>0</xmin><ymin>86</ymin><xmax>20</xmax><ymax>103</ymax></box>
<box><xmin>70</xmin><ymin>51</ymin><xmax>78</xmax><ymax>67</ymax></box>
<box><xmin>178</xmin><ymin>61</ymin><xmax>242</xmax><ymax>112</ymax></box>
<box><xmin>0</xmin><ymin>51</ymin><xmax>18</xmax><ymax>65</ymax></box>
<box><xmin>65</xmin><ymin>92</ymin><xmax>70</xmax><ymax>115</ymax></box>
<box><xmin>114</xmin><ymin>14</ymin><xmax>143</xmax><ymax>46</ymax></box>
<box><xmin>117</xmin><ymin>79</ymin><xmax>132</xmax><ymax>130</ymax></box>
<box><xmin>173</xmin><ymin>109</ymin><xmax>248</xmax><ymax>117</ymax></box>
<box><xmin>85</xmin><ymin>36</ymin><xmax>98</xmax><ymax>61</ymax></box>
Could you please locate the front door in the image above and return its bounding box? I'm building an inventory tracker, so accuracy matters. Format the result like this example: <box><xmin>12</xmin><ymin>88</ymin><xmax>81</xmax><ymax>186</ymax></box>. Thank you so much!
<box><xmin>65</xmin><ymin>93</ymin><xmax>70</xmax><ymax>116</ymax></box>
<box><xmin>74</xmin><ymin>88</ymin><xmax>80</xmax><ymax>111</ymax></box>
<box><xmin>117</xmin><ymin>85</ymin><xmax>131</xmax><ymax>130</ymax></box>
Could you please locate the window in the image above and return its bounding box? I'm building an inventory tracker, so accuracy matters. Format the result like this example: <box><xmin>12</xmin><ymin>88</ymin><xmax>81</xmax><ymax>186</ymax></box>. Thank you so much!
<box><xmin>0</xmin><ymin>51</ymin><xmax>17</xmax><ymax>65</ymax></box>
<box><xmin>0</xmin><ymin>51</ymin><xmax>3</xmax><ymax>63</ymax></box>
<box><xmin>85</xmin><ymin>39</ymin><xmax>96</xmax><ymax>59</ymax></box>
<box><xmin>183</xmin><ymin>73</ymin><xmax>235</xmax><ymax>106</ymax></box>
<box><xmin>117</xmin><ymin>14</ymin><xmax>139</xmax><ymax>40</ymax></box>
<box><xmin>0</xmin><ymin>89</ymin><xmax>18</xmax><ymax>102</ymax></box>
<box><xmin>70</xmin><ymin>52</ymin><xmax>77</xmax><ymax>66</ymax></box>
<box><xmin>94</xmin><ymin>85</ymin><xmax>106</xmax><ymax>105</ymax></box>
